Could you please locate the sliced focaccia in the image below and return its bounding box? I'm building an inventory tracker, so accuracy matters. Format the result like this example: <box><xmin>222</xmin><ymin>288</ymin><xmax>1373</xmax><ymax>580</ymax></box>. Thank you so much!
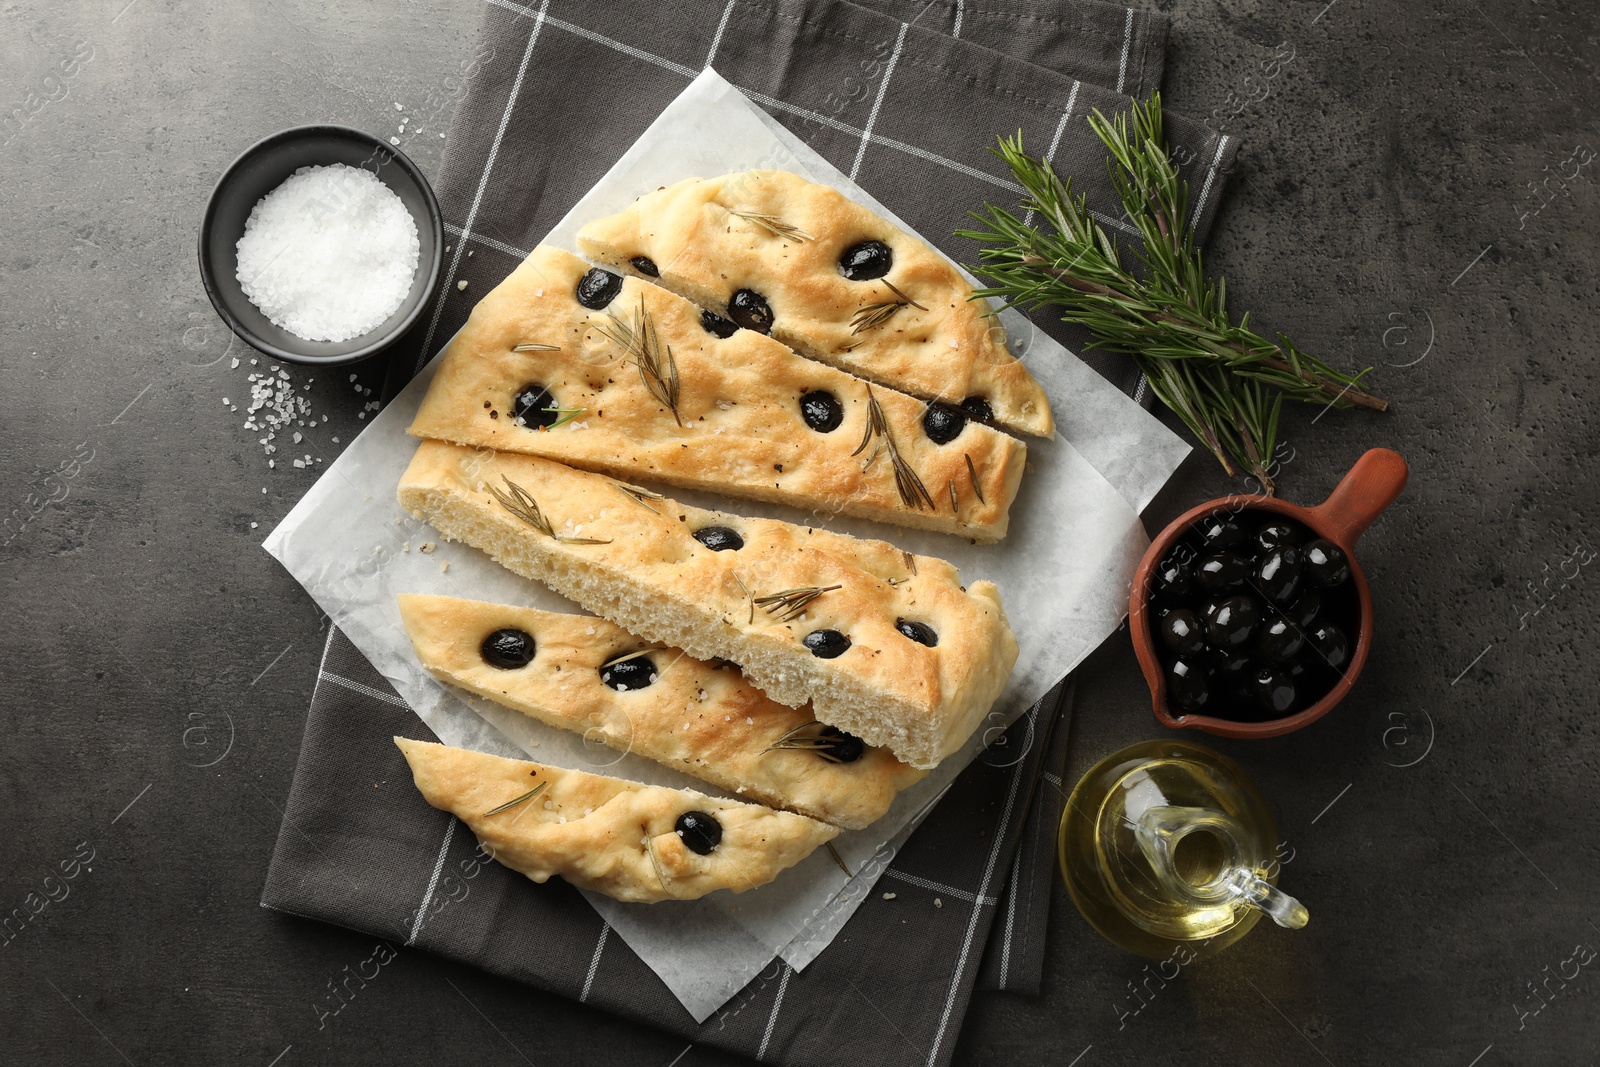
<box><xmin>397</xmin><ymin>593</ymin><xmax>924</xmax><ymax>829</ymax></box>
<box><xmin>409</xmin><ymin>245</ymin><xmax>1025</xmax><ymax>541</ymax></box>
<box><xmin>575</xmin><ymin>169</ymin><xmax>1054</xmax><ymax>438</ymax></box>
<box><xmin>394</xmin><ymin>738</ymin><xmax>837</xmax><ymax>903</ymax></box>
<box><xmin>397</xmin><ymin>441</ymin><xmax>1018</xmax><ymax>769</ymax></box>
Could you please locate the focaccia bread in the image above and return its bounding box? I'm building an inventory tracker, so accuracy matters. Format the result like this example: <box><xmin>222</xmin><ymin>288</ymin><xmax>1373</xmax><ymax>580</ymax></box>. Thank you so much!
<box><xmin>409</xmin><ymin>245</ymin><xmax>1025</xmax><ymax>541</ymax></box>
<box><xmin>575</xmin><ymin>169</ymin><xmax>1054</xmax><ymax>438</ymax></box>
<box><xmin>394</xmin><ymin>738</ymin><xmax>837</xmax><ymax>903</ymax></box>
<box><xmin>397</xmin><ymin>441</ymin><xmax>1018</xmax><ymax>769</ymax></box>
<box><xmin>398</xmin><ymin>593</ymin><xmax>924</xmax><ymax>829</ymax></box>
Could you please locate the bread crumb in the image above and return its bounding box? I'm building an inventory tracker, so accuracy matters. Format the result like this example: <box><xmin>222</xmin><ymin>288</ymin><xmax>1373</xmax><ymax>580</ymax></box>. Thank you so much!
<box><xmin>934</xmin><ymin>898</ymin><xmax>943</xmax><ymax>908</ymax></box>
<box><xmin>419</xmin><ymin>542</ymin><xmax>436</xmax><ymax>553</ymax></box>
<box><xmin>439</xmin><ymin>561</ymin><xmax>449</xmax><ymax>573</ymax></box>
<box><xmin>882</xmin><ymin>892</ymin><xmax>896</xmax><ymax>900</ymax></box>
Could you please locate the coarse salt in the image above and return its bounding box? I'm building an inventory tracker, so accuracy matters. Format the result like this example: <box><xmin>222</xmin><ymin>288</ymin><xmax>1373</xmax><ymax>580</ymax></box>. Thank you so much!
<box><xmin>235</xmin><ymin>163</ymin><xmax>419</xmax><ymax>343</ymax></box>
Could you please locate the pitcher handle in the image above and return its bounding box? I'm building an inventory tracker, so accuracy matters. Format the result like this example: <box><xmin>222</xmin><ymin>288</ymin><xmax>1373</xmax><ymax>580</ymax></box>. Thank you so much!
<box><xmin>1308</xmin><ymin>447</ymin><xmax>1409</xmax><ymax>547</ymax></box>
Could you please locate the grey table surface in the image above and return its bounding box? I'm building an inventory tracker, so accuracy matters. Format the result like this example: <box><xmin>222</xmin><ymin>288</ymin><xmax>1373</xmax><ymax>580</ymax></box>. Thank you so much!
<box><xmin>3</xmin><ymin>1</ymin><xmax>1596</xmax><ymax>1064</ymax></box>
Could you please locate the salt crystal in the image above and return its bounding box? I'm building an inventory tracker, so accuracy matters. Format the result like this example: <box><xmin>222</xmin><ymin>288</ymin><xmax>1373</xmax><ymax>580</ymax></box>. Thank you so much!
<box><xmin>292</xmin><ymin>432</ymin><xmax>302</xmax><ymax>443</ymax></box>
<box><xmin>292</xmin><ymin>459</ymin><xmax>305</xmax><ymax>469</ymax></box>
<box><xmin>222</xmin><ymin>397</ymin><xmax>229</xmax><ymax>405</ymax></box>
<box><xmin>236</xmin><ymin>163</ymin><xmax>420</xmax><ymax>342</ymax></box>
<box><xmin>389</xmin><ymin>137</ymin><xmax>399</xmax><ymax>146</ymax></box>
<box><xmin>358</xmin><ymin>412</ymin><xmax>366</xmax><ymax>419</ymax></box>
<box><xmin>349</xmin><ymin>374</ymin><xmax>357</xmax><ymax>382</ymax></box>
<box><xmin>261</xmin><ymin>487</ymin><xmax>267</xmax><ymax>494</ymax></box>
<box><xmin>466</xmin><ymin>249</ymin><xmax>473</xmax><ymax>257</ymax></box>
<box><xmin>394</xmin><ymin>102</ymin><xmax>402</xmax><ymax>110</ymax></box>
<box><xmin>250</xmin><ymin>522</ymin><xmax>258</xmax><ymax>529</ymax></box>
<box><xmin>457</xmin><ymin>280</ymin><xmax>468</xmax><ymax>291</ymax></box>
<box><xmin>332</xmin><ymin>436</ymin><xmax>340</xmax><ymax>444</ymax></box>
<box><xmin>268</xmin><ymin>460</ymin><xmax>275</xmax><ymax>468</ymax></box>
<box><xmin>230</xmin><ymin>357</ymin><xmax>239</xmax><ymax>369</ymax></box>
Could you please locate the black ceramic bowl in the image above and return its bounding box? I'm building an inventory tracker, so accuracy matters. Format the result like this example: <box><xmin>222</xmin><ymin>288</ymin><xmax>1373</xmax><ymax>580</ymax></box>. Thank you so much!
<box><xmin>198</xmin><ymin>125</ymin><xmax>444</xmax><ymax>366</ymax></box>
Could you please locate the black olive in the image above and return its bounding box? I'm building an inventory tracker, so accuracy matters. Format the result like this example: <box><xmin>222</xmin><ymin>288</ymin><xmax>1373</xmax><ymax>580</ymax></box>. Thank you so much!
<box><xmin>1154</xmin><ymin>551</ymin><xmax>1198</xmax><ymax>599</ymax></box>
<box><xmin>600</xmin><ymin>655</ymin><xmax>657</xmax><ymax>691</ymax></box>
<box><xmin>1197</xmin><ymin>553</ymin><xmax>1251</xmax><ymax>593</ymax></box>
<box><xmin>629</xmin><ymin>255</ymin><xmax>659</xmax><ymax>277</ymax></box>
<box><xmin>1167</xmin><ymin>658</ymin><xmax>1211</xmax><ymax>713</ymax></box>
<box><xmin>1159</xmin><ymin>608</ymin><xmax>1207</xmax><ymax>656</ymax></box>
<box><xmin>1304</xmin><ymin>540</ymin><xmax>1351</xmax><ymax>588</ymax></box>
<box><xmin>839</xmin><ymin>240</ymin><xmax>892</xmax><ymax>281</ymax></box>
<box><xmin>575</xmin><ymin>267</ymin><xmax>623</xmax><ymax>309</ymax></box>
<box><xmin>692</xmin><ymin>526</ymin><xmax>744</xmax><ymax>552</ymax></box>
<box><xmin>800</xmin><ymin>390</ymin><xmax>844</xmax><ymax>433</ymax></box>
<box><xmin>1253</xmin><ymin>616</ymin><xmax>1306</xmax><ymax>663</ymax></box>
<box><xmin>1256</xmin><ymin>520</ymin><xmax>1300</xmax><ymax>553</ymax></box>
<box><xmin>802</xmin><ymin>629</ymin><xmax>851</xmax><ymax>658</ymax></box>
<box><xmin>816</xmin><ymin>725</ymin><xmax>865</xmax><ymax>763</ymax></box>
<box><xmin>728</xmin><ymin>289</ymin><xmax>774</xmax><ymax>334</ymax></box>
<box><xmin>481</xmin><ymin>628</ymin><xmax>535</xmax><ymax>669</ymax></box>
<box><xmin>1307</xmin><ymin>623</ymin><xmax>1351</xmax><ymax>672</ymax></box>
<box><xmin>922</xmin><ymin>403</ymin><xmax>967</xmax><ymax>445</ymax></box>
<box><xmin>1196</xmin><ymin>516</ymin><xmax>1248</xmax><ymax>551</ymax></box>
<box><xmin>960</xmin><ymin>396</ymin><xmax>994</xmax><ymax>423</ymax></box>
<box><xmin>1208</xmin><ymin>647</ymin><xmax>1254</xmax><ymax>684</ymax></box>
<box><xmin>1248</xmin><ymin>666</ymin><xmax>1298</xmax><ymax>716</ymax></box>
<box><xmin>675</xmin><ymin>810</ymin><xmax>722</xmax><ymax>855</ymax></box>
<box><xmin>1204</xmin><ymin>595</ymin><xmax>1262</xmax><ymax>650</ymax></box>
<box><xmin>895</xmin><ymin>619</ymin><xmax>938</xmax><ymax>646</ymax></box>
<box><xmin>1286</xmin><ymin>590</ymin><xmax>1322</xmax><ymax>630</ymax></box>
<box><xmin>1250</xmin><ymin>545</ymin><xmax>1305</xmax><ymax>605</ymax></box>
<box><xmin>700</xmin><ymin>309</ymin><xmax>739</xmax><ymax>338</ymax></box>
<box><xmin>512</xmin><ymin>383</ymin><xmax>559</xmax><ymax>428</ymax></box>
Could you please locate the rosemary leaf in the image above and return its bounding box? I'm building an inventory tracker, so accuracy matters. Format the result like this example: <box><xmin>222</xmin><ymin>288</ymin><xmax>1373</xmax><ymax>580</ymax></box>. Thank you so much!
<box><xmin>965</xmin><ymin>453</ymin><xmax>986</xmax><ymax>504</ymax></box>
<box><xmin>483</xmin><ymin>780</ymin><xmax>548</xmax><ymax>817</ymax></box>
<box><xmin>512</xmin><ymin>342</ymin><xmax>561</xmax><ymax>352</ymax></box>
<box><xmin>613</xmin><ymin>480</ymin><xmax>663</xmax><ymax>514</ymax></box>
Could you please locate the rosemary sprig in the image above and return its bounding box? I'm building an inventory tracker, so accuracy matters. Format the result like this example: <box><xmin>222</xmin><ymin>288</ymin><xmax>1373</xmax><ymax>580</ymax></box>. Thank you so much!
<box><xmin>512</xmin><ymin>342</ymin><xmax>561</xmax><ymax>352</ymax></box>
<box><xmin>482</xmin><ymin>779</ymin><xmax>548</xmax><ymax>817</ymax></box>
<box><xmin>850</xmin><ymin>279</ymin><xmax>927</xmax><ymax>335</ymax></box>
<box><xmin>729</xmin><ymin>208</ymin><xmax>814</xmax><ymax>242</ymax></box>
<box><xmin>957</xmin><ymin>94</ymin><xmax>1388</xmax><ymax>494</ymax></box>
<box><xmin>850</xmin><ymin>386</ymin><xmax>935</xmax><ymax>510</ymax></box>
<box><xmin>753</xmin><ymin>584</ymin><xmax>842</xmax><ymax>623</ymax></box>
<box><xmin>827</xmin><ymin>843</ymin><xmax>854</xmax><ymax>877</ymax></box>
<box><xmin>613</xmin><ymin>480</ymin><xmax>663</xmax><ymax>513</ymax></box>
<box><xmin>764</xmin><ymin>721</ymin><xmax>856</xmax><ymax>764</ymax></box>
<box><xmin>594</xmin><ymin>297</ymin><xmax>684</xmax><ymax>426</ymax></box>
<box><xmin>487</xmin><ymin>477</ymin><xmax>614</xmax><ymax>545</ymax></box>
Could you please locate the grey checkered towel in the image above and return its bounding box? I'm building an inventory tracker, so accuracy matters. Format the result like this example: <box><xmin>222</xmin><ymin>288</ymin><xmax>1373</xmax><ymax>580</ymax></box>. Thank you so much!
<box><xmin>262</xmin><ymin>1</ymin><xmax>1237</xmax><ymax>1064</ymax></box>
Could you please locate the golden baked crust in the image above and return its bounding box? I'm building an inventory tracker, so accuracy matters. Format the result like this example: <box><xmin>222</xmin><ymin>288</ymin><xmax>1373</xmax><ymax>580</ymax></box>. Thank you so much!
<box><xmin>409</xmin><ymin>245</ymin><xmax>1025</xmax><ymax>541</ymax></box>
<box><xmin>397</xmin><ymin>441</ymin><xmax>1018</xmax><ymax>769</ymax></box>
<box><xmin>394</xmin><ymin>738</ymin><xmax>837</xmax><ymax>903</ymax></box>
<box><xmin>398</xmin><ymin>593</ymin><xmax>924</xmax><ymax>829</ymax></box>
<box><xmin>576</xmin><ymin>169</ymin><xmax>1054</xmax><ymax>438</ymax></box>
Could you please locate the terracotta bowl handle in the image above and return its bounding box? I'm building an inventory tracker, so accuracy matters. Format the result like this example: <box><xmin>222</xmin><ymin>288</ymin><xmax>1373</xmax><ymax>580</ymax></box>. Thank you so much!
<box><xmin>1307</xmin><ymin>448</ymin><xmax>1409</xmax><ymax>548</ymax></box>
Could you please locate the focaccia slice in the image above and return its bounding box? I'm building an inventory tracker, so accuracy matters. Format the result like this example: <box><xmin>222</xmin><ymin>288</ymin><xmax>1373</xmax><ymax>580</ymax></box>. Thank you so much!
<box><xmin>576</xmin><ymin>169</ymin><xmax>1054</xmax><ymax>438</ymax></box>
<box><xmin>398</xmin><ymin>593</ymin><xmax>924</xmax><ymax>829</ymax></box>
<box><xmin>394</xmin><ymin>738</ymin><xmax>836</xmax><ymax>903</ymax></box>
<box><xmin>409</xmin><ymin>245</ymin><xmax>1025</xmax><ymax>541</ymax></box>
<box><xmin>397</xmin><ymin>441</ymin><xmax>1018</xmax><ymax>769</ymax></box>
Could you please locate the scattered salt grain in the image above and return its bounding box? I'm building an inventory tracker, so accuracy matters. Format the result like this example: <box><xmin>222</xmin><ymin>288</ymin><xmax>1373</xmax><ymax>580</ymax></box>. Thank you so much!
<box><xmin>389</xmin><ymin>137</ymin><xmax>399</xmax><ymax>146</ymax></box>
<box><xmin>235</xmin><ymin>163</ymin><xmax>420</xmax><ymax>342</ymax></box>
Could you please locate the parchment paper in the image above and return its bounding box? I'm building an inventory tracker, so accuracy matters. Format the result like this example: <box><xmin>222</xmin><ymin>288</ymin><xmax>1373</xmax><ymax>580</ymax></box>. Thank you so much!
<box><xmin>264</xmin><ymin>70</ymin><xmax>1190</xmax><ymax>1021</ymax></box>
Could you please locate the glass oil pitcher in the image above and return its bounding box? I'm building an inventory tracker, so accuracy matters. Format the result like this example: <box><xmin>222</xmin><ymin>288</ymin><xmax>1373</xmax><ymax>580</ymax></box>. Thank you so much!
<box><xmin>1058</xmin><ymin>739</ymin><xmax>1308</xmax><ymax>959</ymax></box>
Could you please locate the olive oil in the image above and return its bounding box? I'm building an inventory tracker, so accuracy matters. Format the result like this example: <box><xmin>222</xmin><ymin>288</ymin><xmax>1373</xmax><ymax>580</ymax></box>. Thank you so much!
<box><xmin>1058</xmin><ymin>739</ymin><xmax>1307</xmax><ymax>959</ymax></box>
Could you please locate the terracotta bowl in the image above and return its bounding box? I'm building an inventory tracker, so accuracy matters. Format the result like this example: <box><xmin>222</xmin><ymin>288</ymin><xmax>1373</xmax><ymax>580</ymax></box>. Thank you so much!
<box><xmin>1130</xmin><ymin>448</ymin><xmax>1409</xmax><ymax>738</ymax></box>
